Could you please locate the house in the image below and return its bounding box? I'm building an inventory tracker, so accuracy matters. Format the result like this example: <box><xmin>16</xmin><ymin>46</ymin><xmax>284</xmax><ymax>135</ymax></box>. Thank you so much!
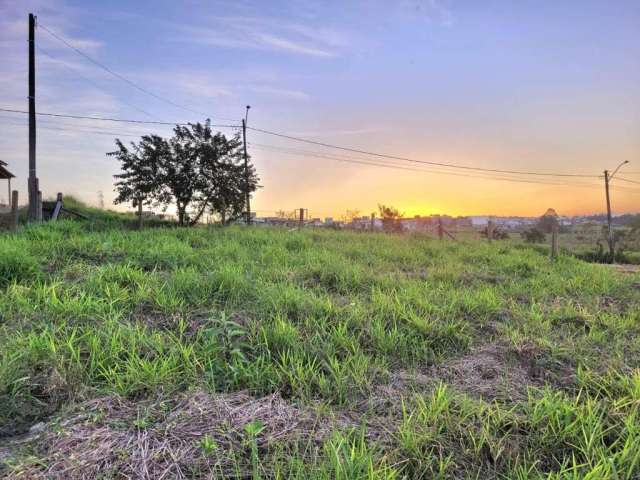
<box><xmin>0</xmin><ymin>160</ymin><xmax>15</xmax><ymax>209</ymax></box>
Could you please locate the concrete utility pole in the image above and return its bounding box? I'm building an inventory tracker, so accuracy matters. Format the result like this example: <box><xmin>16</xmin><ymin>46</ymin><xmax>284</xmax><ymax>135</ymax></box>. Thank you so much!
<box><xmin>604</xmin><ymin>160</ymin><xmax>629</xmax><ymax>260</ymax></box>
<box><xmin>242</xmin><ymin>105</ymin><xmax>251</xmax><ymax>225</ymax></box>
<box><xmin>28</xmin><ymin>13</ymin><xmax>40</xmax><ymax>221</ymax></box>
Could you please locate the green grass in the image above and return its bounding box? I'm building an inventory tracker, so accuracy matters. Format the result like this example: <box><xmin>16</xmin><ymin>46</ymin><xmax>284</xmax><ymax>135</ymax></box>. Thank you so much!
<box><xmin>1</xmin><ymin>213</ymin><xmax>639</xmax><ymax>478</ymax></box>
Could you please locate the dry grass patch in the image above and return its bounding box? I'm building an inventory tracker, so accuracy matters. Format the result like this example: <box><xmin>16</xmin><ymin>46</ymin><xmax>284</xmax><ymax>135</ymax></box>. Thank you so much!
<box><xmin>4</xmin><ymin>390</ymin><xmax>345</xmax><ymax>479</ymax></box>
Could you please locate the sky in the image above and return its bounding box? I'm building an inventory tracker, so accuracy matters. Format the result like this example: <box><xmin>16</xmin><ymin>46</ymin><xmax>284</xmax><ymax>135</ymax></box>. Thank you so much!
<box><xmin>0</xmin><ymin>0</ymin><xmax>639</xmax><ymax>218</ymax></box>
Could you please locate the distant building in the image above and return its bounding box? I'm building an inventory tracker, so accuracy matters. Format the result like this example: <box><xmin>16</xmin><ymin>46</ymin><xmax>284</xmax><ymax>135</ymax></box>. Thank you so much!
<box><xmin>469</xmin><ymin>216</ymin><xmax>489</xmax><ymax>227</ymax></box>
<box><xmin>0</xmin><ymin>160</ymin><xmax>15</xmax><ymax>209</ymax></box>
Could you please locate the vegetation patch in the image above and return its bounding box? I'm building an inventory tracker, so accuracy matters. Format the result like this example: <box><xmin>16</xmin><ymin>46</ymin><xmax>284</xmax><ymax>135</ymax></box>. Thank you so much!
<box><xmin>3</xmin><ymin>390</ymin><xmax>349</xmax><ymax>479</ymax></box>
<box><xmin>1</xmin><ymin>214</ymin><xmax>639</xmax><ymax>478</ymax></box>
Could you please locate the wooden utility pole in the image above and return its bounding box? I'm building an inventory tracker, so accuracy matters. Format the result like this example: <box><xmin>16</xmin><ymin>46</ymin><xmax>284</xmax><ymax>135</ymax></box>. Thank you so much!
<box><xmin>604</xmin><ymin>170</ymin><xmax>614</xmax><ymax>258</ymax></box>
<box><xmin>242</xmin><ymin>105</ymin><xmax>251</xmax><ymax>225</ymax></box>
<box><xmin>28</xmin><ymin>13</ymin><xmax>39</xmax><ymax>221</ymax></box>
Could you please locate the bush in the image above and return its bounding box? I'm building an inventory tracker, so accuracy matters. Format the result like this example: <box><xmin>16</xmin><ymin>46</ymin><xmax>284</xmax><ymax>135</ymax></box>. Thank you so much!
<box><xmin>0</xmin><ymin>245</ymin><xmax>40</xmax><ymax>288</ymax></box>
<box><xmin>521</xmin><ymin>227</ymin><xmax>546</xmax><ymax>243</ymax></box>
<box><xmin>481</xmin><ymin>226</ymin><xmax>509</xmax><ymax>240</ymax></box>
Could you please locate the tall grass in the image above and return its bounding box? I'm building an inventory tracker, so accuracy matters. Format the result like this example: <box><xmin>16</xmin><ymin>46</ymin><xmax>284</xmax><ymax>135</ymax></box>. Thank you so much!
<box><xmin>1</xmin><ymin>217</ymin><xmax>639</xmax><ymax>477</ymax></box>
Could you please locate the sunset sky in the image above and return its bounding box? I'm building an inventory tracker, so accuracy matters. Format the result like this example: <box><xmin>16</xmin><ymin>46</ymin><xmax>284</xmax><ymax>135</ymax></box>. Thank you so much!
<box><xmin>1</xmin><ymin>0</ymin><xmax>639</xmax><ymax>218</ymax></box>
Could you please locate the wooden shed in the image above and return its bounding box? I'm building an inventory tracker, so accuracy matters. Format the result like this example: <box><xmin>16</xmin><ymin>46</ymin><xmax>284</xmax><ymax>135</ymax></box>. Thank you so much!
<box><xmin>0</xmin><ymin>160</ymin><xmax>15</xmax><ymax>208</ymax></box>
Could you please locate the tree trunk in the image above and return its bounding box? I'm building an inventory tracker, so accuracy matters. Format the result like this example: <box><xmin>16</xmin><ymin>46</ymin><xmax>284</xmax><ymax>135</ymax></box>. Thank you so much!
<box><xmin>177</xmin><ymin>204</ymin><xmax>186</xmax><ymax>226</ymax></box>
<box><xmin>188</xmin><ymin>197</ymin><xmax>214</xmax><ymax>226</ymax></box>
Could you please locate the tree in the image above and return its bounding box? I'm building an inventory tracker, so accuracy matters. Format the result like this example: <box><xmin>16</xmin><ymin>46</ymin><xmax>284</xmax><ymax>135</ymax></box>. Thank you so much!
<box><xmin>378</xmin><ymin>204</ymin><xmax>403</xmax><ymax>232</ymax></box>
<box><xmin>109</xmin><ymin>120</ymin><xmax>259</xmax><ymax>226</ymax></box>
<box><xmin>185</xmin><ymin>122</ymin><xmax>259</xmax><ymax>225</ymax></box>
<box><xmin>109</xmin><ymin>134</ymin><xmax>167</xmax><ymax>211</ymax></box>
<box><xmin>340</xmin><ymin>209</ymin><xmax>361</xmax><ymax>224</ymax></box>
<box><xmin>537</xmin><ymin>208</ymin><xmax>559</xmax><ymax>233</ymax></box>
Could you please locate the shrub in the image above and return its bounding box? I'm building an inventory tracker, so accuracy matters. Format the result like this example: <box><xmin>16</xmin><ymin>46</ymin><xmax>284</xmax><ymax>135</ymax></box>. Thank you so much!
<box><xmin>0</xmin><ymin>245</ymin><xmax>39</xmax><ymax>288</ymax></box>
<box><xmin>521</xmin><ymin>227</ymin><xmax>546</xmax><ymax>243</ymax></box>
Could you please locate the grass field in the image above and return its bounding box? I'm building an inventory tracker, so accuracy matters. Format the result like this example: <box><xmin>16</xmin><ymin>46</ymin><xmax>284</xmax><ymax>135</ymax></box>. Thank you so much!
<box><xmin>1</xmin><ymin>212</ymin><xmax>640</xmax><ymax>478</ymax></box>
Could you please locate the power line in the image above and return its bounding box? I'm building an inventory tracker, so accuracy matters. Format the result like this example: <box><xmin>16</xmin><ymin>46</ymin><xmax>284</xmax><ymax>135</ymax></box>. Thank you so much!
<box><xmin>0</xmin><ymin>118</ymin><xmax>149</xmax><ymax>138</ymax></box>
<box><xmin>616</xmin><ymin>177</ymin><xmax>640</xmax><ymax>185</ymax></box>
<box><xmin>247</xmin><ymin>126</ymin><xmax>601</xmax><ymax>178</ymax></box>
<box><xmin>35</xmin><ymin>44</ymin><xmax>157</xmax><ymax>119</ymax></box>
<box><xmin>250</xmin><ymin>142</ymin><xmax>610</xmax><ymax>189</ymax></box>
<box><xmin>250</xmin><ymin>142</ymin><xmax>587</xmax><ymax>185</ymax></box>
<box><xmin>250</xmin><ymin>141</ymin><xmax>609</xmax><ymax>188</ymax></box>
<box><xmin>37</xmin><ymin>21</ymin><xmax>237</xmax><ymax>122</ymax></box>
<box><xmin>252</xmin><ymin>142</ymin><xmax>640</xmax><ymax>194</ymax></box>
<box><xmin>0</xmin><ymin>107</ymin><xmax>239</xmax><ymax>128</ymax></box>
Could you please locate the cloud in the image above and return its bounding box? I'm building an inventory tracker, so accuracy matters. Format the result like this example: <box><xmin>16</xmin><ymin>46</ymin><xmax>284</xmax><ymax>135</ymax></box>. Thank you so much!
<box><xmin>242</xmin><ymin>85</ymin><xmax>311</xmax><ymax>100</ymax></box>
<box><xmin>287</xmin><ymin>126</ymin><xmax>392</xmax><ymax>137</ymax></box>
<box><xmin>254</xmin><ymin>33</ymin><xmax>335</xmax><ymax>57</ymax></box>
<box><xmin>171</xmin><ymin>15</ymin><xmax>343</xmax><ymax>58</ymax></box>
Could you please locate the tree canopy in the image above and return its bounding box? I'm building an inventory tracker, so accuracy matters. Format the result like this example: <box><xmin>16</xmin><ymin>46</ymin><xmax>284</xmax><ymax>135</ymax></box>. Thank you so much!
<box><xmin>378</xmin><ymin>204</ymin><xmax>403</xmax><ymax>232</ymax></box>
<box><xmin>109</xmin><ymin>121</ymin><xmax>259</xmax><ymax>226</ymax></box>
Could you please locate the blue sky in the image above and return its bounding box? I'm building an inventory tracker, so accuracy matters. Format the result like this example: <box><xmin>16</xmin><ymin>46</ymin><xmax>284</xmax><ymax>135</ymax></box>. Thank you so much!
<box><xmin>1</xmin><ymin>0</ymin><xmax>639</xmax><ymax>216</ymax></box>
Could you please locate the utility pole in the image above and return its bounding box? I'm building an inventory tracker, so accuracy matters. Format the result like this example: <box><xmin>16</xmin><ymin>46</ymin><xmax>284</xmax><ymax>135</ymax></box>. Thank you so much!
<box><xmin>28</xmin><ymin>13</ymin><xmax>39</xmax><ymax>221</ymax></box>
<box><xmin>242</xmin><ymin>105</ymin><xmax>251</xmax><ymax>225</ymax></box>
<box><xmin>603</xmin><ymin>161</ymin><xmax>629</xmax><ymax>261</ymax></box>
<box><xmin>604</xmin><ymin>170</ymin><xmax>613</xmax><ymax>258</ymax></box>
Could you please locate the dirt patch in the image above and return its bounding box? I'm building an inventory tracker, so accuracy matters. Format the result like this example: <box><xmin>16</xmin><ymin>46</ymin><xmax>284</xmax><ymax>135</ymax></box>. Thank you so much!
<box><xmin>2</xmin><ymin>390</ymin><xmax>348</xmax><ymax>479</ymax></box>
<box><xmin>399</xmin><ymin>267</ymin><xmax>428</xmax><ymax>280</ymax></box>
<box><xmin>607</xmin><ymin>264</ymin><xmax>640</xmax><ymax>274</ymax></box>
<box><xmin>382</xmin><ymin>342</ymin><xmax>574</xmax><ymax>403</ymax></box>
<box><xmin>459</xmin><ymin>272</ymin><xmax>509</xmax><ymax>287</ymax></box>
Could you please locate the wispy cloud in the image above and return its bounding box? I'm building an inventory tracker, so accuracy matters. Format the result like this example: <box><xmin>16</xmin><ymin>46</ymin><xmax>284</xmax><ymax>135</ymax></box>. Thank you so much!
<box><xmin>287</xmin><ymin>126</ymin><xmax>392</xmax><ymax>137</ymax></box>
<box><xmin>242</xmin><ymin>84</ymin><xmax>311</xmax><ymax>100</ymax></box>
<box><xmin>171</xmin><ymin>15</ymin><xmax>344</xmax><ymax>58</ymax></box>
<box><xmin>254</xmin><ymin>33</ymin><xmax>334</xmax><ymax>57</ymax></box>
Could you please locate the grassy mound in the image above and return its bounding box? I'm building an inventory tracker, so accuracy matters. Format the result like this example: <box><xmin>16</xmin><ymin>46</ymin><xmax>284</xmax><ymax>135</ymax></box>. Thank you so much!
<box><xmin>1</xmin><ymin>222</ymin><xmax>639</xmax><ymax>478</ymax></box>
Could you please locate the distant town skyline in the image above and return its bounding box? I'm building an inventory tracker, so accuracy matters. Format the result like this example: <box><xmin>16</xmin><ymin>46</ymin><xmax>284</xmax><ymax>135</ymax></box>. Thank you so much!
<box><xmin>1</xmin><ymin>0</ymin><xmax>639</xmax><ymax>217</ymax></box>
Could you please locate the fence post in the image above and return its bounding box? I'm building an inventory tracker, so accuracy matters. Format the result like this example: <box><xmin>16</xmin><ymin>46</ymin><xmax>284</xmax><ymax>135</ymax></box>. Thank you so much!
<box><xmin>36</xmin><ymin>190</ymin><xmax>43</xmax><ymax>221</ymax></box>
<box><xmin>299</xmin><ymin>208</ymin><xmax>304</xmax><ymax>227</ymax></box>
<box><xmin>370</xmin><ymin>213</ymin><xmax>375</xmax><ymax>231</ymax></box>
<box><xmin>10</xmin><ymin>190</ymin><xmax>18</xmax><ymax>230</ymax></box>
<box><xmin>51</xmin><ymin>193</ymin><xmax>63</xmax><ymax>220</ymax></box>
<box><xmin>487</xmin><ymin>218</ymin><xmax>494</xmax><ymax>243</ymax></box>
<box><xmin>551</xmin><ymin>223</ymin><xmax>559</xmax><ymax>258</ymax></box>
<box><xmin>438</xmin><ymin>217</ymin><xmax>444</xmax><ymax>240</ymax></box>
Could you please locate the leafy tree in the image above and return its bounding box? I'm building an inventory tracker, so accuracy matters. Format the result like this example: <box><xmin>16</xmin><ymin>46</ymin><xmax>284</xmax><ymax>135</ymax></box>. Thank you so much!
<box><xmin>537</xmin><ymin>208</ymin><xmax>559</xmax><ymax>233</ymax></box>
<box><xmin>185</xmin><ymin>122</ymin><xmax>258</xmax><ymax>225</ymax></box>
<box><xmin>340</xmin><ymin>209</ymin><xmax>361</xmax><ymax>224</ymax></box>
<box><xmin>109</xmin><ymin>135</ymin><xmax>167</xmax><ymax>210</ymax></box>
<box><xmin>109</xmin><ymin>120</ymin><xmax>259</xmax><ymax>226</ymax></box>
<box><xmin>378</xmin><ymin>204</ymin><xmax>403</xmax><ymax>232</ymax></box>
